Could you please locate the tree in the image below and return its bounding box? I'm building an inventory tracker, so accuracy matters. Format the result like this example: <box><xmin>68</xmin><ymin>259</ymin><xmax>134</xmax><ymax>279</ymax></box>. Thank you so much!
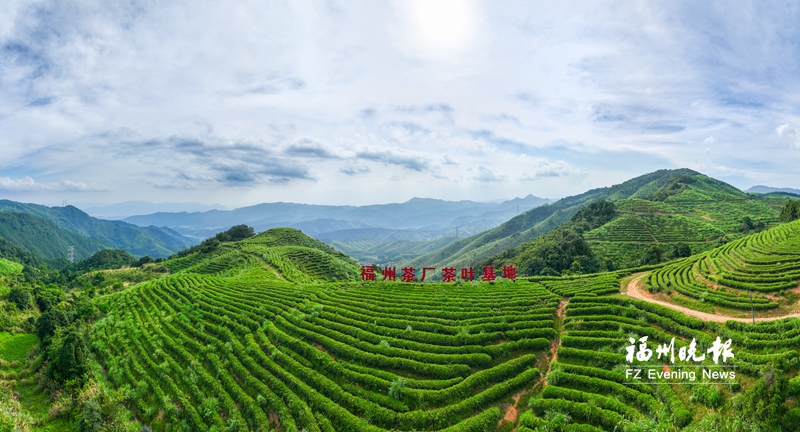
<box><xmin>34</xmin><ymin>285</ymin><xmax>65</xmax><ymax>312</ymax></box>
<box><xmin>669</xmin><ymin>244</ymin><xmax>692</xmax><ymax>259</ymax></box>
<box><xmin>570</xmin><ymin>200</ymin><xmax>617</xmax><ymax>232</ymax></box>
<box><xmin>77</xmin><ymin>399</ymin><xmax>103</xmax><ymax>432</ymax></box>
<box><xmin>132</xmin><ymin>255</ymin><xmax>154</xmax><ymax>267</ymax></box>
<box><xmin>779</xmin><ymin>200</ymin><xmax>800</xmax><ymax>222</ymax></box>
<box><xmin>36</xmin><ymin>308</ymin><xmax>70</xmax><ymax>343</ymax></box>
<box><xmin>52</xmin><ymin>328</ymin><xmax>90</xmax><ymax>385</ymax></box>
<box><xmin>8</xmin><ymin>287</ymin><xmax>32</xmax><ymax>310</ymax></box>
<box><xmin>389</xmin><ymin>377</ymin><xmax>406</xmax><ymax>400</ymax></box>
<box><xmin>216</xmin><ymin>224</ymin><xmax>255</xmax><ymax>242</ymax></box>
<box><xmin>640</xmin><ymin>245</ymin><xmax>663</xmax><ymax>265</ymax></box>
<box><xmin>732</xmin><ymin>364</ymin><xmax>788</xmax><ymax>430</ymax></box>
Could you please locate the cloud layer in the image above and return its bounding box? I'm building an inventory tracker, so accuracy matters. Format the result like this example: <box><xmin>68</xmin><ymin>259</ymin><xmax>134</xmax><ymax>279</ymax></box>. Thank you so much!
<box><xmin>1</xmin><ymin>1</ymin><xmax>799</xmax><ymax>206</ymax></box>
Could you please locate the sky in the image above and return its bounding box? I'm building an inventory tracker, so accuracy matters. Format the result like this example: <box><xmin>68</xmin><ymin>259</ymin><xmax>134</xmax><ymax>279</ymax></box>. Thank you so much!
<box><xmin>1</xmin><ymin>0</ymin><xmax>799</xmax><ymax>208</ymax></box>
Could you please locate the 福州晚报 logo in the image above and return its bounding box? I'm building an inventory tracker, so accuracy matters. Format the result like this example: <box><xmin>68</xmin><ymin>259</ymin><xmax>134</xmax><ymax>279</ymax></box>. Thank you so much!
<box><xmin>624</xmin><ymin>336</ymin><xmax>736</xmax><ymax>384</ymax></box>
<box><xmin>626</xmin><ymin>336</ymin><xmax>734</xmax><ymax>364</ymax></box>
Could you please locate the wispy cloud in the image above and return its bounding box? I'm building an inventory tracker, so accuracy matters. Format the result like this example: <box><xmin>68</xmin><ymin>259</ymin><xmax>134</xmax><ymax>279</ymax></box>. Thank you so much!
<box><xmin>0</xmin><ymin>176</ymin><xmax>111</xmax><ymax>192</ymax></box>
<box><xmin>519</xmin><ymin>159</ymin><xmax>585</xmax><ymax>181</ymax></box>
<box><xmin>339</xmin><ymin>165</ymin><xmax>370</xmax><ymax>176</ymax></box>
<box><xmin>284</xmin><ymin>138</ymin><xmax>340</xmax><ymax>159</ymax></box>
<box><xmin>470</xmin><ymin>165</ymin><xmax>507</xmax><ymax>182</ymax></box>
<box><xmin>1</xmin><ymin>1</ymin><xmax>799</xmax><ymax>206</ymax></box>
<box><xmin>356</xmin><ymin>149</ymin><xmax>429</xmax><ymax>172</ymax></box>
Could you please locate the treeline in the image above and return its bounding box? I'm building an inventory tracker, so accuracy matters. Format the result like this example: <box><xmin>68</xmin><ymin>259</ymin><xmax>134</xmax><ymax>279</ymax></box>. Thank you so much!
<box><xmin>482</xmin><ymin>200</ymin><xmax>616</xmax><ymax>276</ymax></box>
<box><xmin>171</xmin><ymin>224</ymin><xmax>255</xmax><ymax>258</ymax></box>
<box><xmin>780</xmin><ymin>199</ymin><xmax>800</xmax><ymax>222</ymax></box>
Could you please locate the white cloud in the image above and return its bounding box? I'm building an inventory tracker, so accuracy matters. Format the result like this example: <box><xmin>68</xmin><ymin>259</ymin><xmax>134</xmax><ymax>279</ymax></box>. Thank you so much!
<box><xmin>0</xmin><ymin>176</ymin><xmax>111</xmax><ymax>192</ymax></box>
<box><xmin>776</xmin><ymin>123</ymin><xmax>800</xmax><ymax>149</ymax></box>
<box><xmin>519</xmin><ymin>159</ymin><xmax>585</xmax><ymax>181</ymax></box>
<box><xmin>470</xmin><ymin>165</ymin><xmax>507</xmax><ymax>182</ymax></box>
<box><xmin>1</xmin><ymin>2</ymin><xmax>800</xmax><ymax>205</ymax></box>
<box><xmin>776</xmin><ymin>123</ymin><xmax>795</xmax><ymax>138</ymax></box>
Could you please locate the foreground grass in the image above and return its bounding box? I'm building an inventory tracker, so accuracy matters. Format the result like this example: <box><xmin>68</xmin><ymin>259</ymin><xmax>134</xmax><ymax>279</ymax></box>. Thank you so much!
<box><xmin>0</xmin><ymin>332</ymin><xmax>72</xmax><ymax>432</ymax></box>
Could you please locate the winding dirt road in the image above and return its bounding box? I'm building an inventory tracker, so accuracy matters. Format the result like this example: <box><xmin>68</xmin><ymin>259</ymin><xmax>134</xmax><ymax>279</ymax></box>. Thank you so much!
<box><xmin>624</xmin><ymin>274</ymin><xmax>800</xmax><ymax>323</ymax></box>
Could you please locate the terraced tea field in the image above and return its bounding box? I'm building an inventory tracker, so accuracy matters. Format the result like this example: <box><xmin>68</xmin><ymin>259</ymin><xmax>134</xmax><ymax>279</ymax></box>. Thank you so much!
<box><xmin>57</xmin><ymin>222</ymin><xmax>800</xmax><ymax>430</ymax></box>
<box><xmin>91</xmin><ymin>272</ymin><xmax>559</xmax><ymax>430</ymax></box>
<box><xmin>586</xmin><ymin>197</ymin><xmax>786</xmax><ymax>269</ymax></box>
<box><xmin>643</xmin><ymin>219</ymin><xmax>800</xmax><ymax>315</ymax></box>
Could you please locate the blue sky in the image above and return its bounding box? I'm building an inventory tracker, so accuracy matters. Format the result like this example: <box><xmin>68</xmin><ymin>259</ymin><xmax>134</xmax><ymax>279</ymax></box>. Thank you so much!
<box><xmin>0</xmin><ymin>0</ymin><xmax>799</xmax><ymax>207</ymax></box>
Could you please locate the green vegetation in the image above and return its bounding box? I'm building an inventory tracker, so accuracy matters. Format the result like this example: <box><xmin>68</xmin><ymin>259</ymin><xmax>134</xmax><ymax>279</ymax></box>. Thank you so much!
<box><xmin>645</xmin><ymin>219</ymin><xmax>800</xmax><ymax>312</ymax></box>
<box><xmin>410</xmin><ymin>169</ymin><xmax>708</xmax><ymax>270</ymax></box>
<box><xmin>780</xmin><ymin>199</ymin><xmax>800</xmax><ymax>222</ymax></box>
<box><xmin>0</xmin><ymin>211</ymin><xmax>107</xmax><ymax>263</ymax></box>
<box><xmin>0</xmin><ymin>199</ymin><xmax>194</xmax><ymax>259</ymax></box>
<box><xmin>65</xmin><ymin>249</ymin><xmax>136</xmax><ymax>273</ymax></box>
<box><xmin>482</xmin><ymin>201</ymin><xmax>616</xmax><ymax>276</ymax></box>
<box><xmin>4</xmin><ymin>169</ymin><xmax>800</xmax><ymax>431</ymax></box>
<box><xmin>91</xmin><ymin>271</ymin><xmax>555</xmax><ymax>430</ymax></box>
<box><xmin>517</xmin><ymin>292</ymin><xmax>800</xmax><ymax>431</ymax></box>
<box><xmin>0</xmin><ymin>257</ymin><xmax>23</xmax><ymax>276</ymax></box>
<box><xmin>326</xmin><ymin>236</ymin><xmax>457</xmax><ymax>265</ymax></box>
<box><xmin>411</xmin><ymin>169</ymin><xmax>800</xmax><ymax>275</ymax></box>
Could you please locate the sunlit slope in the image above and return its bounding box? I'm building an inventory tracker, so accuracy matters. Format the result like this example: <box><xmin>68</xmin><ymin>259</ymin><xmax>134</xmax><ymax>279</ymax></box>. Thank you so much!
<box><xmin>520</xmin><ymin>291</ymin><xmax>800</xmax><ymax>431</ymax></box>
<box><xmin>91</xmin><ymin>274</ymin><xmax>559</xmax><ymax>430</ymax></box>
<box><xmin>479</xmin><ymin>171</ymin><xmax>786</xmax><ymax>273</ymax></box>
<box><xmin>645</xmin><ymin>219</ymin><xmax>800</xmax><ymax>313</ymax></box>
<box><xmin>512</xmin><ymin>272</ymin><xmax>800</xmax><ymax>430</ymax></box>
<box><xmin>585</xmin><ymin>175</ymin><xmax>784</xmax><ymax>268</ymax></box>
<box><xmin>164</xmin><ymin>228</ymin><xmax>361</xmax><ymax>282</ymax></box>
<box><xmin>0</xmin><ymin>257</ymin><xmax>23</xmax><ymax>276</ymax></box>
<box><xmin>410</xmin><ymin>169</ymin><xmax>705</xmax><ymax>269</ymax></box>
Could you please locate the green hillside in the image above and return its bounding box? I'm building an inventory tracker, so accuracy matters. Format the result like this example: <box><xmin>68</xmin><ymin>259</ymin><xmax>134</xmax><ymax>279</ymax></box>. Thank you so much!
<box><xmin>0</xmin><ymin>257</ymin><xmax>23</xmax><ymax>276</ymax></box>
<box><xmin>643</xmin><ymin>218</ymin><xmax>800</xmax><ymax>314</ymax></box>
<box><xmin>475</xmin><ymin>170</ymin><xmax>788</xmax><ymax>273</ymax></box>
<box><xmin>163</xmin><ymin>227</ymin><xmax>360</xmax><ymax>283</ymax></box>
<box><xmin>408</xmin><ymin>169</ymin><xmax>712</xmax><ymax>269</ymax></box>
<box><xmin>0</xmin><ymin>211</ymin><xmax>108</xmax><ymax>262</ymax></box>
<box><xmin>584</xmin><ymin>175</ymin><xmax>785</xmax><ymax>268</ymax></box>
<box><xmin>7</xmin><ymin>219</ymin><xmax>800</xmax><ymax>430</ymax></box>
<box><xmin>65</xmin><ymin>249</ymin><xmax>137</xmax><ymax>273</ymax></box>
<box><xmin>83</xmin><ymin>243</ymin><xmax>800</xmax><ymax>431</ymax></box>
<box><xmin>0</xmin><ymin>200</ymin><xmax>193</xmax><ymax>258</ymax></box>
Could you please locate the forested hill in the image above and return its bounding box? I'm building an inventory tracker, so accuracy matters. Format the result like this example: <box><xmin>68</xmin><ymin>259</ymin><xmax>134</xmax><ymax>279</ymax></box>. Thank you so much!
<box><xmin>408</xmin><ymin>169</ymin><xmax>787</xmax><ymax>270</ymax></box>
<box><xmin>0</xmin><ymin>200</ymin><xmax>194</xmax><ymax>258</ymax></box>
<box><xmin>0</xmin><ymin>211</ymin><xmax>107</xmax><ymax>263</ymax></box>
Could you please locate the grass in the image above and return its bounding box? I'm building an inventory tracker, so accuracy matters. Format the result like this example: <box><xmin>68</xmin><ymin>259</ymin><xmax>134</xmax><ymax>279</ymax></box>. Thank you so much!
<box><xmin>0</xmin><ymin>332</ymin><xmax>37</xmax><ymax>363</ymax></box>
<box><xmin>0</xmin><ymin>257</ymin><xmax>23</xmax><ymax>276</ymax></box>
<box><xmin>0</xmin><ymin>332</ymin><xmax>74</xmax><ymax>431</ymax></box>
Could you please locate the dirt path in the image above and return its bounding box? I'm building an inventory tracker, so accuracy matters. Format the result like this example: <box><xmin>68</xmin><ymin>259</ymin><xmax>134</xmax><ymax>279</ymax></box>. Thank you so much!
<box><xmin>501</xmin><ymin>390</ymin><xmax>527</xmax><ymax>423</ymax></box>
<box><xmin>548</xmin><ymin>299</ymin><xmax>568</xmax><ymax>368</ymax></box>
<box><xmin>251</xmin><ymin>254</ymin><xmax>286</xmax><ymax>280</ymax></box>
<box><xmin>625</xmin><ymin>274</ymin><xmax>800</xmax><ymax>323</ymax></box>
<box><xmin>535</xmin><ymin>299</ymin><xmax>568</xmax><ymax>388</ymax></box>
<box><xmin>500</xmin><ymin>298</ymin><xmax>568</xmax><ymax>427</ymax></box>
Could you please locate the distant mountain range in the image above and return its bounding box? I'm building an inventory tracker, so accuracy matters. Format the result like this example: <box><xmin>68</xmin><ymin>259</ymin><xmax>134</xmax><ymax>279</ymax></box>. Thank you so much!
<box><xmin>121</xmin><ymin>195</ymin><xmax>551</xmax><ymax>263</ymax></box>
<box><xmin>83</xmin><ymin>201</ymin><xmax>228</xmax><ymax>220</ymax></box>
<box><xmin>745</xmin><ymin>185</ymin><xmax>800</xmax><ymax>196</ymax></box>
